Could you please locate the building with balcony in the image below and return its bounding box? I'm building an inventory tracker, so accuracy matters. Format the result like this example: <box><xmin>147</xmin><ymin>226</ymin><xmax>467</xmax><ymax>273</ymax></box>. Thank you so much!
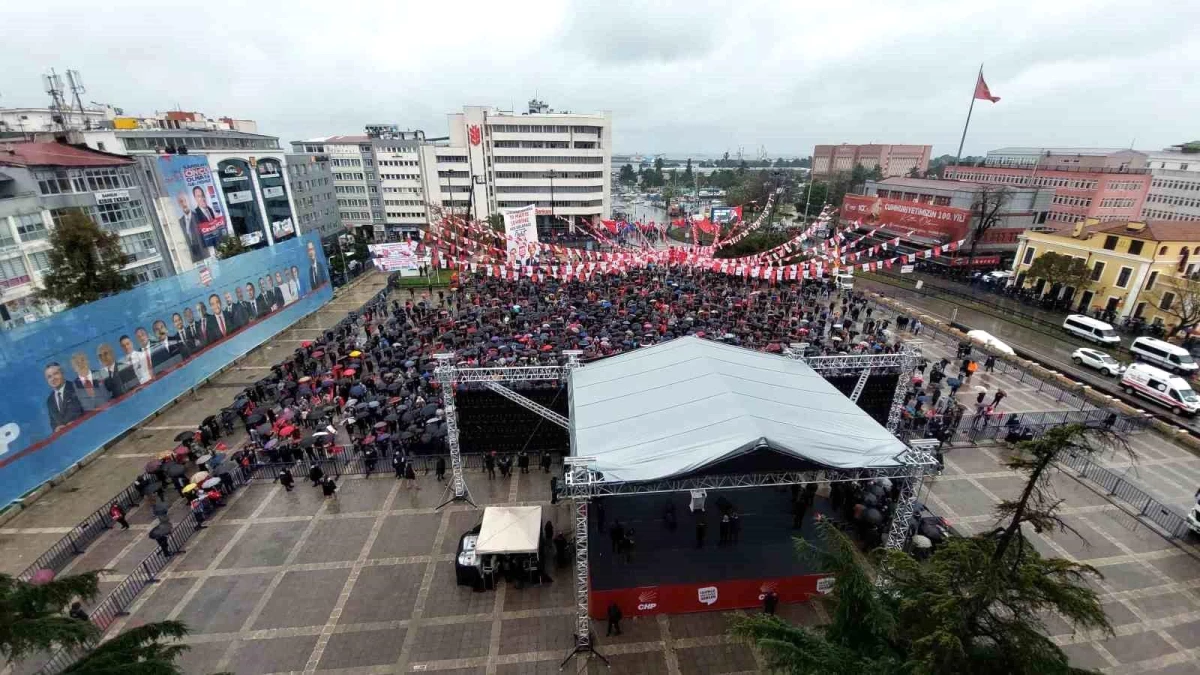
<box><xmin>945</xmin><ymin>148</ymin><xmax>1151</xmax><ymax>230</ymax></box>
<box><xmin>1012</xmin><ymin>218</ymin><xmax>1200</xmax><ymax>324</ymax></box>
<box><xmin>0</xmin><ymin>141</ymin><xmax>161</xmax><ymax>325</ymax></box>
<box><xmin>812</xmin><ymin>144</ymin><xmax>931</xmax><ymax>179</ymax></box>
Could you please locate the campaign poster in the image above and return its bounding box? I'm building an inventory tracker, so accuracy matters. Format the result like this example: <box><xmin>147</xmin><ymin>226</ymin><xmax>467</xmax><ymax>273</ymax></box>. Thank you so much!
<box><xmin>502</xmin><ymin>204</ymin><xmax>538</xmax><ymax>263</ymax></box>
<box><xmin>0</xmin><ymin>232</ymin><xmax>333</xmax><ymax>506</ymax></box>
<box><xmin>368</xmin><ymin>242</ymin><xmax>418</xmax><ymax>272</ymax></box>
<box><xmin>158</xmin><ymin>156</ymin><xmax>229</xmax><ymax>263</ymax></box>
<box><xmin>841</xmin><ymin>194</ymin><xmax>970</xmax><ymax>242</ymax></box>
<box><xmin>710</xmin><ymin>206</ymin><xmax>742</xmax><ymax>224</ymax></box>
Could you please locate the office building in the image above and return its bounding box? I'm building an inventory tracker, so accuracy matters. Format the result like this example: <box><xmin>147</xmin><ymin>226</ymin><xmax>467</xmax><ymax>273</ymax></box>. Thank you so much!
<box><xmin>812</xmin><ymin>144</ymin><xmax>931</xmax><ymax>178</ymax></box>
<box><xmin>1013</xmin><ymin>218</ymin><xmax>1200</xmax><ymax>323</ymax></box>
<box><xmin>944</xmin><ymin>148</ymin><xmax>1151</xmax><ymax>229</ymax></box>
<box><xmin>0</xmin><ymin>141</ymin><xmax>159</xmax><ymax>324</ymax></box>
<box><xmin>1141</xmin><ymin>149</ymin><xmax>1200</xmax><ymax>223</ymax></box>
<box><xmin>286</xmin><ymin>152</ymin><xmax>340</xmax><ymax>238</ymax></box>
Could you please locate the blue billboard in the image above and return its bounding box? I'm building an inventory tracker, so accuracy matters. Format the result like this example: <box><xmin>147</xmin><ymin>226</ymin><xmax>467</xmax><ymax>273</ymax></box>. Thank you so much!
<box><xmin>0</xmin><ymin>231</ymin><xmax>332</xmax><ymax>505</ymax></box>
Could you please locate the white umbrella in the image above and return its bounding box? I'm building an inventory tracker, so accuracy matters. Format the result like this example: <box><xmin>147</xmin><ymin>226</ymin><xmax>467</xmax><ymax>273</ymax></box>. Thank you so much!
<box><xmin>912</xmin><ymin>534</ymin><xmax>932</xmax><ymax>549</ymax></box>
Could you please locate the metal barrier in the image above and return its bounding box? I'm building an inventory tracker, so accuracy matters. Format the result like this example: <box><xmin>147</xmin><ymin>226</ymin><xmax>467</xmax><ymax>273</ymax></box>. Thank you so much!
<box><xmin>246</xmin><ymin>450</ymin><xmax>552</xmax><ymax>482</ymax></box>
<box><xmin>900</xmin><ymin>408</ymin><xmax>1147</xmax><ymax>444</ymax></box>
<box><xmin>1058</xmin><ymin>450</ymin><xmax>1191</xmax><ymax>539</ymax></box>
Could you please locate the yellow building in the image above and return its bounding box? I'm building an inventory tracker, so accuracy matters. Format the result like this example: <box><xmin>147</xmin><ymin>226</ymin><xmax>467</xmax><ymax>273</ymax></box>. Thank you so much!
<box><xmin>1012</xmin><ymin>218</ymin><xmax>1200</xmax><ymax>328</ymax></box>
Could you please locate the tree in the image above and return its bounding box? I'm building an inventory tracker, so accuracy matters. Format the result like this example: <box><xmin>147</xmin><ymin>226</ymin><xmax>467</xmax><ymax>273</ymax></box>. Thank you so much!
<box><xmin>0</xmin><ymin>571</ymin><xmax>100</xmax><ymax>662</ymax></box>
<box><xmin>682</xmin><ymin>158</ymin><xmax>694</xmax><ymax>185</ymax></box>
<box><xmin>653</xmin><ymin>157</ymin><xmax>664</xmax><ymax>175</ymax></box>
<box><xmin>1025</xmin><ymin>252</ymin><xmax>1092</xmax><ymax>296</ymax></box>
<box><xmin>38</xmin><ymin>209</ymin><xmax>133</xmax><ymax>308</ymax></box>
<box><xmin>734</xmin><ymin>424</ymin><xmax>1122</xmax><ymax>675</ymax></box>
<box><xmin>867</xmin><ymin>165</ymin><xmax>884</xmax><ymax>182</ymax></box>
<box><xmin>907</xmin><ymin>166</ymin><xmax>922</xmax><ymax>178</ymax></box>
<box><xmin>486</xmin><ymin>213</ymin><xmax>504</xmax><ymax>231</ymax></box>
<box><xmin>618</xmin><ymin>164</ymin><xmax>637</xmax><ymax>186</ymax></box>
<box><xmin>964</xmin><ymin>187</ymin><xmax>1012</xmax><ymax>264</ymax></box>
<box><xmin>64</xmin><ymin>621</ymin><xmax>195</xmax><ymax>675</ymax></box>
<box><xmin>214</xmin><ymin>235</ymin><xmax>246</xmax><ymax>260</ymax></box>
<box><xmin>1148</xmin><ymin>275</ymin><xmax>1200</xmax><ymax>338</ymax></box>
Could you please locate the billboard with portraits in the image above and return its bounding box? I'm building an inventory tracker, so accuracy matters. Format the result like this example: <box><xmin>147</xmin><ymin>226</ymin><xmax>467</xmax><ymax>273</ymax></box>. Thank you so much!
<box><xmin>158</xmin><ymin>155</ymin><xmax>228</xmax><ymax>264</ymax></box>
<box><xmin>0</xmin><ymin>232</ymin><xmax>333</xmax><ymax>505</ymax></box>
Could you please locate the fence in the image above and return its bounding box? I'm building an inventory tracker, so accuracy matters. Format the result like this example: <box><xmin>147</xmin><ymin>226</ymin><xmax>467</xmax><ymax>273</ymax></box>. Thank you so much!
<box><xmin>1058</xmin><ymin>449</ymin><xmax>1192</xmax><ymax>539</ymax></box>
<box><xmin>246</xmin><ymin>450</ymin><xmax>555</xmax><ymax>482</ymax></box>
<box><xmin>34</xmin><ymin>470</ymin><xmax>248</xmax><ymax>675</ymax></box>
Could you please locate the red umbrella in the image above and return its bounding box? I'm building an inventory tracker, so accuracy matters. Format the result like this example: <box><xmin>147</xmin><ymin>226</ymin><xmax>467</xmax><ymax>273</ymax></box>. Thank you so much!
<box><xmin>363</xmin><ymin>435</ymin><xmax>376</xmax><ymax>444</ymax></box>
<box><xmin>301</xmin><ymin>340</ymin><xmax>313</xmax><ymax>348</ymax></box>
<box><xmin>344</xmin><ymin>368</ymin><xmax>357</xmax><ymax>377</ymax></box>
<box><xmin>30</xmin><ymin>568</ymin><xmax>55</xmax><ymax>585</ymax></box>
<box><xmin>173</xmin><ymin>445</ymin><xmax>189</xmax><ymax>457</ymax></box>
<box><xmin>312</xmin><ymin>350</ymin><xmax>324</xmax><ymax>358</ymax></box>
<box><xmin>280</xmin><ymin>425</ymin><xmax>297</xmax><ymax>437</ymax></box>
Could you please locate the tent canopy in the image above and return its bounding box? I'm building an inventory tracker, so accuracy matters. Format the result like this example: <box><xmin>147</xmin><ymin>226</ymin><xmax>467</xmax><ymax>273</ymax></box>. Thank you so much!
<box><xmin>568</xmin><ymin>336</ymin><xmax>909</xmax><ymax>484</ymax></box>
<box><xmin>476</xmin><ymin>505</ymin><xmax>543</xmax><ymax>555</ymax></box>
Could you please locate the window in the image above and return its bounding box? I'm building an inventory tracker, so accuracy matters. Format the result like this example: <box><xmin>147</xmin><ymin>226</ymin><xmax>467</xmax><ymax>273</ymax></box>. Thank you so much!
<box><xmin>27</xmin><ymin>250</ymin><xmax>51</xmax><ymax>272</ymax></box>
<box><xmin>0</xmin><ymin>257</ymin><xmax>30</xmax><ymax>285</ymax></box>
<box><xmin>1146</xmin><ymin>270</ymin><xmax>1159</xmax><ymax>290</ymax></box>
<box><xmin>15</xmin><ymin>213</ymin><xmax>48</xmax><ymax>241</ymax></box>
<box><xmin>1115</xmin><ymin>267</ymin><xmax>1132</xmax><ymax>288</ymax></box>
<box><xmin>1128</xmin><ymin>240</ymin><xmax>1144</xmax><ymax>255</ymax></box>
<box><xmin>1090</xmin><ymin>261</ymin><xmax>1105</xmax><ymax>282</ymax></box>
<box><xmin>0</xmin><ymin>221</ymin><xmax>15</xmax><ymax>248</ymax></box>
<box><xmin>1022</xmin><ymin>247</ymin><xmax>1036</xmax><ymax>265</ymax></box>
<box><xmin>1161</xmin><ymin>292</ymin><xmax>1176</xmax><ymax>311</ymax></box>
<box><xmin>1103</xmin><ymin>235</ymin><xmax>1119</xmax><ymax>250</ymax></box>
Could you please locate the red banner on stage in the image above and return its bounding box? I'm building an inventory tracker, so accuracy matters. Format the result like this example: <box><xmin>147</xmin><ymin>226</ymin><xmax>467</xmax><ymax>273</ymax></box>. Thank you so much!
<box><xmin>841</xmin><ymin>194</ymin><xmax>970</xmax><ymax>242</ymax></box>
<box><xmin>589</xmin><ymin>573</ymin><xmax>833</xmax><ymax>619</ymax></box>
<box><xmin>950</xmin><ymin>255</ymin><xmax>1001</xmax><ymax>267</ymax></box>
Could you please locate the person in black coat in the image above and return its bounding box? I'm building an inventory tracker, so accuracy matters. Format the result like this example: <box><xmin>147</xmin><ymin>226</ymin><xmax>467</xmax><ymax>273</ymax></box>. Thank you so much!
<box><xmin>606</xmin><ymin>602</ymin><xmax>622</xmax><ymax>636</ymax></box>
<box><xmin>279</xmin><ymin>468</ymin><xmax>295</xmax><ymax>492</ymax></box>
<box><xmin>435</xmin><ymin>456</ymin><xmax>446</xmax><ymax>481</ymax></box>
<box><xmin>321</xmin><ymin>476</ymin><xmax>338</xmax><ymax>497</ymax></box>
<box><xmin>309</xmin><ymin>463</ymin><xmax>324</xmax><ymax>486</ymax></box>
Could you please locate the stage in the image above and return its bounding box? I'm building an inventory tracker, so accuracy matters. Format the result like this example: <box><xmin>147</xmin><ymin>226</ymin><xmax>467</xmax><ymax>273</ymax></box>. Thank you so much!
<box><xmin>587</xmin><ymin>487</ymin><xmax>836</xmax><ymax>617</ymax></box>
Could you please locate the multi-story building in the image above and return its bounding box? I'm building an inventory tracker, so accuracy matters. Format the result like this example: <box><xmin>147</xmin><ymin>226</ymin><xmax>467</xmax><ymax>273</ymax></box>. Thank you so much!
<box><xmin>944</xmin><ymin>148</ymin><xmax>1151</xmax><ymax>230</ymax></box>
<box><xmin>0</xmin><ymin>141</ymin><xmax>161</xmax><ymax>324</ymax></box>
<box><xmin>0</xmin><ymin>104</ymin><xmax>117</xmax><ymax>135</ymax></box>
<box><xmin>1141</xmin><ymin>150</ymin><xmax>1200</xmax><ymax>222</ymax></box>
<box><xmin>812</xmin><ymin>144</ymin><xmax>931</xmax><ymax>179</ymax></box>
<box><xmin>75</xmin><ymin>125</ymin><xmax>300</xmax><ymax>270</ymax></box>
<box><xmin>857</xmin><ymin>177</ymin><xmax>1053</xmax><ymax>267</ymax></box>
<box><xmin>432</xmin><ymin>100</ymin><xmax>612</xmax><ymax>235</ymax></box>
<box><xmin>1012</xmin><ymin>218</ymin><xmax>1200</xmax><ymax>324</ymax></box>
<box><xmin>286</xmin><ymin>152</ymin><xmax>340</xmax><ymax>238</ymax></box>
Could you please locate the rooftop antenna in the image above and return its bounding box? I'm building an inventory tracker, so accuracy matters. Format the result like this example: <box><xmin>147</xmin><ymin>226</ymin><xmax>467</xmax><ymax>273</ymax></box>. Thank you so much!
<box><xmin>42</xmin><ymin>68</ymin><xmax>69</xmax><ymax>131</ymax></box>
<box><xmin>65</xmin><ymin>69</ymin><xmax>88</xmax><ymax>130</ymax></box>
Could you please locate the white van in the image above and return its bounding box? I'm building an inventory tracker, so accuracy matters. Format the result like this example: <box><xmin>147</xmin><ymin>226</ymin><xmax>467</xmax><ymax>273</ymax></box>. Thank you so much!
<box><xmin>1120</xmin><ymin>363</ymin><xmax>1200</xmax><ymax>415</ymax></box>
<box><xmin>835</xmin><ymin>273</ymin><xmax>854</xmax><ymax>291</ymax></box>
<box><xmin>1129</xmin><ymin>336</ymin><xmax>1199</xmax><ymax>374</ymax></box>
<box><xmin>1062</xmin><ymin>314</ymin><xmax>1121</xmax><ymax>345</ymax></box>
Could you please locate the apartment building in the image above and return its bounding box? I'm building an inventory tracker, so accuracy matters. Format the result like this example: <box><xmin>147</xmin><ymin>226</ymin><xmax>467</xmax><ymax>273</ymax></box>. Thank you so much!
<box><xmin>812</xmin><ymin>144</ymin><xmax>931</xmax><ymax>179</ymax></box>
<box><xmin>286</xmin><ymin>152</ymin><xmax>340</xmax><ymax>238</ymax></box>
<box><xmin>1141</xmin><ymin>150</ymin><xmax>1200</xmax><ymax>223</ymax></box>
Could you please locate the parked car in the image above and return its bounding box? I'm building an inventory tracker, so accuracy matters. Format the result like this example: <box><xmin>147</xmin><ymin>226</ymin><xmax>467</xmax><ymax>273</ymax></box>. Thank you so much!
<box><xmin>1071</xmin><ymin>348</ymin><xmax>1126</xmax><ymax>376</ymax></box>
<box><xmin>1063</xmin><ymin>314</ymin><xmax>1121</xmax><ymax>345</ymax></box>
<box><xmin>1130</xmin><ymin>336</ymin><xmax>1199</xmax><ymax>374</ymax></box>
<box><xmin>1187</xmin><ymin>499</ymin><xmax>1200</xmax><ymax>536</ymax></box>
<box><xmin>1120</xmin><ymin>363</ymin><xmax>1200</xmax><ymax>416</ymax></box>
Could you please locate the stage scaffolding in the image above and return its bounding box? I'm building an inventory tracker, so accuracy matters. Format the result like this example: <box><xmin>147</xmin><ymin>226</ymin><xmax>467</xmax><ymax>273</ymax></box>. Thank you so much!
<box><xmin>432</xmin><ymin>341</ymin><xmax>934</xmax><ymax>667</ymax></box>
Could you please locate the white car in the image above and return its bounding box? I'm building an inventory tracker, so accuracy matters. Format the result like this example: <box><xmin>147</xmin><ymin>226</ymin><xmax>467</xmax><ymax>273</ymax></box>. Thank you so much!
<box><xmin>1072</xmin><ymin>348</ymin><xmax>1126</xmax><ymax>377</ymax></box>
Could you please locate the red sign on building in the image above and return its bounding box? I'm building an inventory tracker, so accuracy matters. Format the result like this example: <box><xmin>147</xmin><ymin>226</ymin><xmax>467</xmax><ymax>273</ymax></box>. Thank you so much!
<box><xmin>468</xmin><ymin>125</ymin><xmax>482</xmax><ymax>146</ymax></box>
<box><xmin>842</xmin><ymin>194</ymin><xmax>971</xmax><ymax>242</ymax></box>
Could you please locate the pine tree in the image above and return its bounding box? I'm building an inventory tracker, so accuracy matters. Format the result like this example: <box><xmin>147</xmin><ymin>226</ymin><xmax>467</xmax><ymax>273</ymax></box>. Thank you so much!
<box><xmin>0</xmin><ymin>571</ymin><xmax>100</xmax><ymax>661</ymax></box>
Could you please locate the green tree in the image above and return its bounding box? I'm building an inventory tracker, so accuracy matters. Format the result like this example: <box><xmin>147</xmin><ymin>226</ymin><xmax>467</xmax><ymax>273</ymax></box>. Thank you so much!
<box><xmin>868</xmin><ymin>165</ymin><xmax>884</xmax><ymax>182</ymax></box>
<box><xmin>618</xmin><ymin>164</ymin><xmax>637</xmax><ymax>186</ymax></box>
<box><xmin>0</xmin><ymin>571</ymin><xmax>100</xmax><ymax>662</ymax></box>
<box><xmin>214</xmin><ymin>235</ymin><xmax>246</xmax><ymax>260</ymax></box>
<box><xmin>796</xmin><ymin>181</ymin><xmax>830</xmax><ymax>218</ymax></box>
<box><xmin>734</xmin><ymin>424</ymin><xmax>1121</xmax><ymax>675</ymax></box>
<box><xmin>1025</xmin><ymin>252</ymin><xmax>1093</xmax><ymax>296</ymax></box>
<box><xmin>485</xmin><ymin>213</ymin><xmax>504</xmax><ymax>231</ymax></box>
<box><xmin>653</xmin><ymin>157</ymin><xmax>664</xmax><ymax>175</ymax></box>
<box><xmin>38</xmin><ymin>208</ymin><xmax>133</xmax><ymax>308</ymax></box>
<box><xmin>64</xmin><ymin>621</ymin><xmax>197</xmax><ymax>675</ymax></box>
<box><xmin>682</xmin><ymin>158</ymin><xmax>694</xmax><ymax>185</ymax></box>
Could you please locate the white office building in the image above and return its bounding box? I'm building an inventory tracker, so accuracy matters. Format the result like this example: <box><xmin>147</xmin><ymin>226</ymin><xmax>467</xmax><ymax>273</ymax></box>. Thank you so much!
<box><xmin>1141</xmin><ymin>150</ymin><xmax>1200</xmax><ymax>222</ymax></box>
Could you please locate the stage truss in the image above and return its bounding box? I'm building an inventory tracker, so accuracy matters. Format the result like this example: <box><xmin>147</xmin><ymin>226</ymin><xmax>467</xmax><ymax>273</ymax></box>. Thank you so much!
<box><xmin>433</xmin><ymin>341</ymin><xmax>930</xmax><ymax>666</ymax></box>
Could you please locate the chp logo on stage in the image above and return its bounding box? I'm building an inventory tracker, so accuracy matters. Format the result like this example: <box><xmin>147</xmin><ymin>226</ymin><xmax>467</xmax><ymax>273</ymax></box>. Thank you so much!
<box><xmin>468</xmin><ymin>124</ymin><xmax>482</xmax><ymax>146</ymax></box>
<box><xmin>636</xmin><ymin>589</ymin><xmax>658</xmax><ymax>611</ymax></box>
<box><xmin>697</xmin><ymin>586</ymin><xmax>719</xmax><ymax>606</ymax></box>
<box><xmin>757</xmin><ymin>581</ymin><xmax>779</xmax><ymax>601</ymax></box>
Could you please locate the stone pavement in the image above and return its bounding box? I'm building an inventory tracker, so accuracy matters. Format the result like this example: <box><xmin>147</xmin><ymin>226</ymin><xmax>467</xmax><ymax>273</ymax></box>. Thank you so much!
<box><xmin>929</xmin><ymin>442</ymin><xmax>1200</xmax><ymax>675</ymax></box>
<box><xmin>0</xmin><ymin>271</ymin><xmax>390</xmax><ymax>576</ymax></box>
<box><xmin>105</xmin><ymin>468</ymin><xmax>786</xmax><ymax>675</ymax></box>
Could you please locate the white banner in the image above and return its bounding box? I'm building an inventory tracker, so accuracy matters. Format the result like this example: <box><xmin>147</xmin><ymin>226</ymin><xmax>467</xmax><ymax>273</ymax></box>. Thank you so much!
<box><xmin>369</xmin><ymin>242</ymin><xmax>419</xmax><ymax>271</ymax></box>
<box><xmin>502</xmin><ymin>204</ymin><xmax>538</xmax><ymax>263</ymax></box>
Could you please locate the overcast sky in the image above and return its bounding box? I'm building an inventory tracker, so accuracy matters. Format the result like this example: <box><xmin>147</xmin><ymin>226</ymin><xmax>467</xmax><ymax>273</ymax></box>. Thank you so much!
<box><xmin>2</xmin><ymin>0</ymin><xmax>1197</xmax><ymax>158</ymax></box>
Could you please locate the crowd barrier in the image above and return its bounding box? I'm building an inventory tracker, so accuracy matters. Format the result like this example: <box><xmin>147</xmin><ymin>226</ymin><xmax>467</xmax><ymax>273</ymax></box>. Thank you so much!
<box><xmin>1058</xmin><ymin>449</ymin><xmax>1193</xmax><ymax>539</ymax></box>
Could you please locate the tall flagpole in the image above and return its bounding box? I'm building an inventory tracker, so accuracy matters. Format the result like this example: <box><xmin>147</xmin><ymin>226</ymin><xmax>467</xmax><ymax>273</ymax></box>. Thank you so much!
<box><xmin>954</xmin><ymin>63</ymin><xmax>984</xmax><ymax>166</ymax></box>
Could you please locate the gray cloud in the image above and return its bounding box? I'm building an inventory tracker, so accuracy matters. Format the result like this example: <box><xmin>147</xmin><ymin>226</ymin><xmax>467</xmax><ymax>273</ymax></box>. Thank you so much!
<box><xmin>0</xmin><ymin>0</ymin><xmax>1196</xmax><ymax>158</ymax></box>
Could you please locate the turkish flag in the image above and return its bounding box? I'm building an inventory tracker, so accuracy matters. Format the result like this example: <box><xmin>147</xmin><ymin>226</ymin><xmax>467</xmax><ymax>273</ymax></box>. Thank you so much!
<box><xmin>974</xmin><ymin>72</ymin><xmax>1000</xmax><ymax>102</ymax></box>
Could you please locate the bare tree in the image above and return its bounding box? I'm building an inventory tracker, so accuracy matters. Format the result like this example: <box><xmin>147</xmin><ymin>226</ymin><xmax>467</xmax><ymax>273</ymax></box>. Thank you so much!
<box><xmin>963</xmin><ymin>186</ymin><xmax>1012</xmax><ymax>267</ymax></box>
<box><xmin>1148</xmin><ymin>274</ymin><xmax>1200</xmax><ymax>338</ymax></box>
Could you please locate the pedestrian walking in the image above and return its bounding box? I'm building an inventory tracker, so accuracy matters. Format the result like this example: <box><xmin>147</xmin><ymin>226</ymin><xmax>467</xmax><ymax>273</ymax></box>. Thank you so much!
<box><xmin>109</xmin><ymin>502</ymin><xmax>129</xmax><ymax>530</ymax></box>
<box><xmin>518</xmin><ymin>450</ymin><xmax>530</xmax><ymax>474</ymax></box>
<box><xmin>992</xmin><ymin>389</ymin><xmax>1007</xmax><ymax>408</ymax></box>
<box><xmin>404</xmin><ymin>461</ymin><xmax>418</xmax><ymax>489</ymax></box>
<box><xmin>540</xmin><ymin>452</ymin><xmax>552</xmax><ymax>473</ymax></box>
<box><xmin>392</xmin><ymin>453</ymin><xmax>405</xmax><ymax>479</ymax></box>
<box><xmin>984</xmin><ymin>355</ymin><xmax>996</xmax><ymax>373</ymax></box>
<box><xmin>763</xmin><ymin>590</ymin><xmax>778</xmax><ymax>615</ymax></box>
<box><xmin>279</xmin><ymin>468</ymin><xmax>295</xmax><ymax>491</ymax></box>
<box><xmin>435</xmin><ymin>456</ymin><xmax>446</xmax><ymax>482</ymax></box>
<box><xmin>606</xmin><ymin>602</ymin><xmax>623</xmax><ymax>636</ymax></box>
<box><xmin>730</xmin><ymin>508</ymin><xmax>741</xmax><ymax>544</ymax></box>
<box><xmin>719</xmin><ymin>513</ymin><xmax>731</xmax><ymax>546</ymax></box>
<box><xmin>695</xmin><ymin>518</ymin><xmax>707</xmax><ymax>548</ymax></box>
<box><xmin>321</xmin><ymin>476</ymin><xmax>338</xmax><ymax>498</ymax></box>
<box><xmin>484</xmin><ymin>452</ymin><xmax>496</xmax><ymax>479</ymax></box>
<box><xmin>309</xmin><ymin>463</ymin><xmax>324</xmax><ymax>486</ymax></box>
<box><xmin>966</xmin><ymin>359</ymin><xmax>978</xmax><ymax>380</ymax></box>
<box><xmin>151</xmin><ymin>532</ymin><xmax>171</xmax><ymax>557</ymax></box>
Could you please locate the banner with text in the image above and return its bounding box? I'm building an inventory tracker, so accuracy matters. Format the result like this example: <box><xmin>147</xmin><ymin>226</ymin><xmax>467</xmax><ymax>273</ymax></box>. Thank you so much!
<box><xmin>502</xmin><ymin>204</ymin><xmax>538</xmax><ymax>263</ymax></box>
<box><xmin>841</xmin><ymin>194</ymin><xmax>970</xmax><ymax>242</ymax></box>
<box><xmin>368</xmin><ymin>242</ymin><xmax>419</xmax><ymax>272</ymax></box>
<box><xmin>158</xmin><ymin>155</ymin><xmax>229</xmax><ymax>263</ymax></box>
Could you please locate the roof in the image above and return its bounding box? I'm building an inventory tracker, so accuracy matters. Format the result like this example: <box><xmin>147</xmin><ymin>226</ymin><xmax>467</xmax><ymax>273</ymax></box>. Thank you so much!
<box><xmin>476</xmin><ymin>506</ymin><xmax>543</xmax><ymax>555</ymax></box>
<box><xmin>988</xmin><ymin>147</ymin><xmax>1141</xmax><ymax>157</ymax></box>
<box><xmin>1092</xmin><ymin>220</ymin><xmax>1200</xmax><ymax>242</ymax></box>
<box><xmin>875</xmin><ymin>177</ymin><xmax>1033</xmax><ymax>194</ymax></box>
<box><xmin>301</xmin><ymin>135</ymin><xmax>370</xmax><ymax>144</ymax></box>
<box><xmin>0</xmin><ymin>141</ymin><xmax>133</xmax><ymax>168</ymax></box>
<box><xmin>568</xmin><ymin>336</ymin><xmax>909</xmax><ymax>484</ymax></box>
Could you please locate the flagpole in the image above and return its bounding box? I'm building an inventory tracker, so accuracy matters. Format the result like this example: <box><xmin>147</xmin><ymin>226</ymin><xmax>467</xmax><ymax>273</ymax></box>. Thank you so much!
<box><xmin>954</xmin><ymin>63</ymin><xmax>983</xmax><ymax>166</ymax></box>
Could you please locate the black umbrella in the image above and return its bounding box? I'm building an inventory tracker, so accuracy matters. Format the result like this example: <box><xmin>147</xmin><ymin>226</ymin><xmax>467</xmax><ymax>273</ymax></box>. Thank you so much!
<box><xmin>174</xmin><ymin>431</ymin><xmax>193</xmax><ymax>442</ymax></box>
<box><xmin>149</xmin><ymin>522</ymin><xmax>173</xmax><ymax>538</ymax></box>
<box><xmin>420</xmin><ymin>404</ymin><xmax>437</xmax><ymax>418</ymax></box>
<box><xmin>247</xmin><ymin>413</ymin><xmax>265</xmax><ymax>425</ymax></box>
<box><xmin>165</xmin><ymin>463</ymin><xmax>186</xmax><ymax>478</ymax></box>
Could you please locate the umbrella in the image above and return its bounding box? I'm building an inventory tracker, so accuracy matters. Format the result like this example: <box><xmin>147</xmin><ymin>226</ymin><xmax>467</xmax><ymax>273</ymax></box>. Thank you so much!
<box><xmin>299</xmin><ymin>376</ymin><xmax>312</xmax><ymax>384</ymax></box>
<box><xmin>30</xmin><ymin>569</ymin><xmax>55</xmax><ymax>584</ymax></box>
<box><xmin>864</xmin><ymin>508</ymin><xmax>883</xmax><ymax>525</ymax></box>
<box><xmin>363</xmin><ymin>435</ymin><xmax>376</xmax><ymax>444</ymax></box>
<box><xmin>152</xmin><ymin>501</ymin><xmax>170</xmax><ymax>516</ymax></box>
<box><xmin>264</xmin><ymin>438</ymin><xmax>278</xmax><ymax>449</ymax></box>
<box><xmin>349</xmin><ymin>350</ymin><xmax>362</xmax><ymax>358</ymax></box>
<box><xmin>182</xmin><ymin>483</ymin><xmax>198</xmax><ymax>494</ymax></box>
<box><xmin>920</xmin><ymin>521</ymin><xmax>945</xmax><ymax>542</ymax></box>
<box><xmin>256</xmin><ymin>423</ymin><xmax>273</xmax><ymax>437</ymax></box>
<box><xmin>144</xmin><ymin>459</ymin><xmax>162</xmax><ymax>473</ymax></box>
<box><xmin>312</xmin><ymin>350</ymin><xmax>324</xmax><ymax>358</ymax></box>
<box><xmin>165</xmin><ymin>463</ymin><xmax>186</xmax><ymax>478</ymax></box>
<box><xmin>344</xmin><ymin>368</ymin><xmax>357</xmax><ymax>377</ymax></box>
<box><xmin>862</xmin><ymin>493</ymin><xmax>879</xmax><ymax>507</ymax></box>
<box><xmin>174</xmin><ymin>431</ymin><xmax>194</xmax><ymax>442</ymax></box>
<box><xmin>912</xmin><ymin>534</ymin><xmax>933</xmax><ymax>549</ymax></box>
<box><xmin>201</xmin><ymin>477</ymin><xmax>222</xmax><ymax>489</ymax></box>
<box><xmin>280</xmin><ymin>425</ymin><xmax>297</xmax><ymax>437</ymax></box>
<box><xmin>974</xmin><ymin>385</ymin><xmax>987</xmax><ymax>393</ymax></box>
<box><xmin>213</xmin><ymin>461</ymin><xmax>237</xmax><ymax>476</ymax></box>
<box><xmin>247</xmin><ymin>413</ymin><xmax>265</xmax><ymax>425</ymax></box>
<box><xmin>376</xmin><ymin>433</ymin><xmax>391</xmax><ymax>442</ymax></box>
<box><xmin>300</xmin><ymin>435</ymin><xmax>316</xmax><ymax>448</ymax></box>
<box><xmin>191</xmin><ymin>471</ymin><xmax>210</xmax><ymax>484</ymax></box>
<box><xmin>208</xmin><ymin>453</ymin><xmax>227</xmax><ymax>467</ymax></box>
<box><xmin>149</xmin><ymin>522</ymin><xmax>173</xmax><ymax>538</ymax></box>
<box><xmin>173</xmin><ymin>445</ymin><xmax>189</xmax><ymax>457</ymax></box>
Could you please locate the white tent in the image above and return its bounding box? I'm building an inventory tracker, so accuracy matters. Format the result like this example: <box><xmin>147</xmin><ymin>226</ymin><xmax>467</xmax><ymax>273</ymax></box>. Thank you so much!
<box><xmin>568</xmin><ymin>336</ymin><xmax>909</xmax><ymax>484</ymax></box>
<box><xmin>476</xmin><ymin>505</ymin><xmax>543</xmax><ymax>555</ymax></box>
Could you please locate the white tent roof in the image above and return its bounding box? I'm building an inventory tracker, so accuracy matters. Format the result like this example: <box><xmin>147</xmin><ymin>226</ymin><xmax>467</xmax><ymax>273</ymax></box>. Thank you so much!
<box><xmin>568</xmin><ymin>336</ymin><xmax>908</xmax><ymax>484</ymax></box>
<box><xmin>476</xmin><ymin>505</ymin><xmax>543</xmax><ymax>555</ymax></box>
